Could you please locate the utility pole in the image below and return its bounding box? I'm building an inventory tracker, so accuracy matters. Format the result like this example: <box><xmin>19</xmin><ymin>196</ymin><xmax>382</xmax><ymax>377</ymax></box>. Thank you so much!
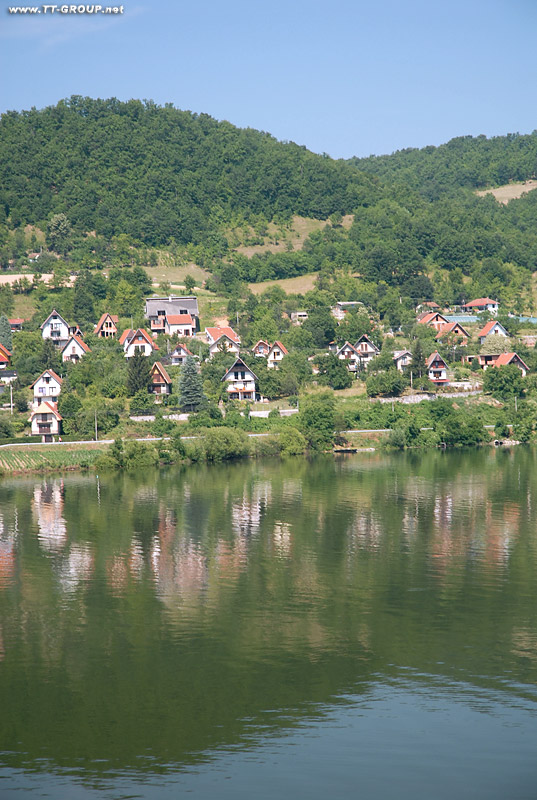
<box><xmin>94</xmin><ymin>408</ymin><xmax>98</xmax><ymax>441</ymax></box>
<box><xmin>10</xmin><ymin>384</ymin><xmax>13</xmax><ymax>415</ymax></box>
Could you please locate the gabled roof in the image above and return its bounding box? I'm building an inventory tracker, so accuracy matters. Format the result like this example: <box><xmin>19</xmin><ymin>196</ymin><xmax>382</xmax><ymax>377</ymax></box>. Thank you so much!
<box><xmin>268</xmin><ymin>341</ymin><xmax>288</xmax><ymax>356</ymax></box>
<box><xmin>336</xmin><ymin>341</ymin><xmax>359</xmax><ymax>356</ymax></box>
<box><xmin>435</xmin><ymin>322</ymin><xmax>470</xmax><ymax>340</ymax></box>
<box><xmin>418</xmin><ymin>311</ymin><xmax>449</xmax><ymax>325</ymax></box>
<box><xmin>252</xmin><ymin>339</ymin><xmax>270</xmax><ymax>350</ymax></box>
<box><xmin>120</xmin><ymin>328</ymin><xmax>159</xmax><ymax>350</ymax></box>
<box><xmin>62</xmin><ymin>334</ymin><xmax>91</xmax><ymax>354</ymax></box>
<box><xmin>211</xmin><ymin>333</ymin><xmax>240</xmax><ymax>349</ymax></box>
<box><xmin>477</xmin><ymin>320</ymin><xmax>509</xmax><ymax>338</ymax></box>
<box><xmin>0</xmin><ymin>343</ymin><xmax>12</xmax><ymax>359</ymax></box>
<box><xmin>30</xmin><ymin>369</ymin><xmax>63</xmax><ymax>388</ymax></box>
<box><xmin>8</xmin><ymin>318</ymin><xmax>24</xmax><ymax>325</ymax></box>
<box><xmin>494</xmin><ymin>353</ymin><xmax>529</xmax><ymax>370</ymax></box>
<box><xmin>171</xmin><ymin>343</ymin><xmax>193</xmax><ymax>356</ymax></box>
<box><xmin>166</xmin><ymin>313</ymin><xmax>194</xmax><ymax>326</ymax></box>
<box><xmin>221</xmin><ymin>357</ymin><xmax>258</xmax><ymax>382</ymax></box>
<box><xmin>427</xmin><ymin>351</ymin><xmax>447</xmax><ymax>368</ymax></box>
<box><xmin>94</xmin><ymin>313</ymin><xmax>119</xmax><ymax>333</ymax></box>
<box><xmin>463</xmin><ymin>297</ymin><xmax>498</xmax><ymax>307</ymax></box>
<box><xmin>206</xmin><ymin>326</ymin><xmax>240</xmax><ymax>344</ymax></box>
<box><xmin>354</xmin><ymin>334</ymin><xmax>380</xmax><ymax>350</ymax></box>
<box><xmin>40</xmin><ymin>309</ymin><xmax>69</xmax><ymax>329</ymax></box>
<box><xmin>393</xmin><ymin>349</ymin><xmax>412</xmax><ymax>360</ymax></box>
<box><xmin>29</xmin><ymin>401</ymin><xmax>62</xmax><ymax>421</ymax></box>
<box><xmin>150</xmin><ymin>361</ymin><xmax>172</xmax><ymax>384</ymax></box>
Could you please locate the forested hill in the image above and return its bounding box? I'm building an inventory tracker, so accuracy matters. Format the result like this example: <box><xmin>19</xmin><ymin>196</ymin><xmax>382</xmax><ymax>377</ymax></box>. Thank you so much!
<box><xmin>0</xmin><ymin>96</ymin><xmax>376</xmax><ymax>246</ymax></box>
<box><xmin>351</xmin><ymin>133</ymin><xmax>537</xmax><ymax>199</ymax></box>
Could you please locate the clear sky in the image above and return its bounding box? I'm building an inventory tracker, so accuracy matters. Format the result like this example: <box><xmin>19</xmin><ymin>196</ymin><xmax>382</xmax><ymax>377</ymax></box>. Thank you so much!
<box><xmin>1</xmin><ymin>0</ymin><xmax>536</xmax><ymax>159</ymax></box>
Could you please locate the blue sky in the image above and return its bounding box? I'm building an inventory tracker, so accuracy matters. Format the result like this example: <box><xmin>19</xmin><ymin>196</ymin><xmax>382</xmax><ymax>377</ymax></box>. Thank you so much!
<box><xmin>1</xmin><ymin>0</ymin><xmax>536</xmax><ymax>158</ymax></box>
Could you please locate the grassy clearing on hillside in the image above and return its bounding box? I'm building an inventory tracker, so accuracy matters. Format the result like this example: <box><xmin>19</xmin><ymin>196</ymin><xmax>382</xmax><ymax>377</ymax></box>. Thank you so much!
<box><xmin>475</xmin><ymin>180</ymin><xmax>537</xmax><ymax>204</ymax></box>
<box><xmin>144</xmin><ymin>262</ymin><xmax>210</xmax><ymax>288</ymax></box>
<box><xmin>234</xmin><ymin>214</ymin><xmax>354</xmax><ymax>258</ymax></box>
<box><xmin>248</xmin><ymin>273</ymin><xmax>319</xmax><ymax>295</ymax></box>
<box><xmin>0</xmin><ymin>444</ymin><xmax>106</xmax><ymax>473</ymax></box>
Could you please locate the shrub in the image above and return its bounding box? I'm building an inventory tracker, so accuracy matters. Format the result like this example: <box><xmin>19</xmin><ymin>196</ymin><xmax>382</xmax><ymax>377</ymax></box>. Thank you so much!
<box><xmin>279</xmin><ymin>427</ymin><xmax>307</xmax><ymax>456</ymax></box>
<box><xmin>203</xmin><ymin>427</ymin><xmax>250</xmax><ymax>461</ymax></box>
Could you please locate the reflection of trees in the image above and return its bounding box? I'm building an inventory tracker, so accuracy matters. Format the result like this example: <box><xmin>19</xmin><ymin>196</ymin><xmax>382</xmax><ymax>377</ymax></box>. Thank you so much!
<box><xmin>0</xmin><ymin>448</ymin><xmax>537</xmax><ymax>775</ymax></box>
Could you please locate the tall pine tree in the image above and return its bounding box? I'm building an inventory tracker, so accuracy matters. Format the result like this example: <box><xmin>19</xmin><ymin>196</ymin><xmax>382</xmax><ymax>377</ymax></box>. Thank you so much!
<box><xmin>179</xmin><ymin>355</ymin><xmax>206</xmax><ymax>412</ymax></box>
<box><xmin>0</xmin><ymin>315</ymin><xmax>12</xmax><ymax>352</ymax></box>
<box><xmin>127</xmin><ymin>349</ymin><xmax>151</xmax><ymax>396</ymax></box>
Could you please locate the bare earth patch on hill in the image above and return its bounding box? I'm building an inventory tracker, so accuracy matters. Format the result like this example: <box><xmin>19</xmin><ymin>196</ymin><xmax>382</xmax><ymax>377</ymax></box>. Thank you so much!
<box><xmin>475</xmin><ymin>180</ymin><xmax>537</xmax><ymax>204</ymax></box>
<box><xmin>248</xmin><ymin>273</ymin><xmax>318</xmax><ymax>296</ymax></box>
<box><xmin>235</xmin><ymin>214</ymin><xmax>354</xmax><ymax>258</ymax></box>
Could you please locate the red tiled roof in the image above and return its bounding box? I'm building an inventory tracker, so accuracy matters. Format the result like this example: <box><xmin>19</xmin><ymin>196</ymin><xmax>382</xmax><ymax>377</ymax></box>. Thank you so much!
<box><xmin>150</xmin><ymin>361</ymin><xmax>172</xmax><ymax>384</ymax></box>
<box><xmin>206</xmin><ymin>326</ymin><xmax>240</xmax><ymax>344</ymax></box>
<box><xmin>270</xmin><ymin>341</ymin><xmax>288</xmax><ymax>355</ymax></box>
<box><xmin>63</xmin><ymin>334</ymin><xmax>91</xmax><ymax>354</ymax></box>
<box><xmin>166</xmin><ymin>314</ymin><xmax>193</xmax><ymax>326</ymax></box>
<box><xmin>172</xmin><ymin>343</ymin><xmax>193</xmax><ymax>356</ymax></box>
<box><xmin>427</xmin><ymin>351</ymin><xmax>447</xmax><ymax>368</ymax></box>
<box><xmin>435</xmin><ymin>322</ymin><xmax>469</xmax><ymax>339</ymax></box>
<box><xmin>0</xmin><ymin>343</ymin><xmax>12</xmax><ymax>358</ymax></box>
<box><xmin>94</xmin><ymin>313</ymin><xmax>119</xmax><ymax>333</ymax></box>
<box><xmin>120</xmin><ymin>328</ymin><xmax>159</xmax><ymax>350</ymax></box>
<box><xmin>8</xmin><ymin>318</ymin><xmax>24</xmax><ymax>325</ymax></box>
<box><xmin>463</xmin><ymin>298</ymin><xmax>498</xmax><ymax>307</ymax></box>
<box><xmin>29</xmin><ymin>401</ymin><xmax>62</xmax><ymax>420</ymax></box>
<box><xmin>418</xmin><ymin>312</ymin><xmax>448</xmax><ymax>325</ymax></box>
<box><xmin>118</xmin><ymin>328</ymin><xmax>133</xmax><ymax>346</ymax></box>
<box><xmin>477</xmin><ymin>320</ymin><xmax>507</xmax><ymax>338</ymax></box>
<box><xmin>494</xmin><ymin>353</ymin><xmax>529</xmax><ymax>370</ymax></box>
<box><xmin>30</xmin><ymin>369</ymin><xmax>63</xmax><ymax>388</ymax></box>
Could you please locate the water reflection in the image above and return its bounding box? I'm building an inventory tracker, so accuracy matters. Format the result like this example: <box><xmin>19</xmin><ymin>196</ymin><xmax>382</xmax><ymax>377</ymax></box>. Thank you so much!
<box><xmin>0</xmin><ymin>449</ymin><xmax>537</xmax><ymax>792</ymax></box>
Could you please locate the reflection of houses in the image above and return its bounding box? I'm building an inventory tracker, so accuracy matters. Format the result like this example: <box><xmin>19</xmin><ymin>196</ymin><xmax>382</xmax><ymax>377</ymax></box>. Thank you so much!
<box><xmin>232</xmin><ymin>497</ymin><xmax>262</xmax><ymax>535</ymax></box>
<box><xmin>29</xmin><ymin>402</ymin><xmax>62</xmax><ymax>442</ymax></box>
<box><xmin>32</xmin><ymin>481</ymin><xmax>67</xmax><ymax>551</ymax></box>
<box><xmin>222</xmin><ymin>358</ymin><xmax>257</xmax><ymax>401</ymax></box>
<box><xmin>61</xmin><ymin>334</ymin><xmax>91</xmax><ymax>363</ymax></box>
<box><xmin>150</xmin><ymin>361</ymin><xmax>172</xmax><ymax>395</ymax></box>
<box><xmin>57</xmin><ymin>544</ymin><xmax>94</xmax><ymax>593</ymax></box>
<box><xmin>427</xmin><ymin>351</ymin><xmax>449</xmax><ymax>384</ymax></box>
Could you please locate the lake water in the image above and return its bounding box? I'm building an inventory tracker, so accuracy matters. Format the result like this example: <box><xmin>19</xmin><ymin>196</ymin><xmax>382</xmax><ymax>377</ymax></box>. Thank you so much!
<box><xmin>1</xmin><ymin>449</ymin><xmax>537</xmax><ymax>799</ymax></box>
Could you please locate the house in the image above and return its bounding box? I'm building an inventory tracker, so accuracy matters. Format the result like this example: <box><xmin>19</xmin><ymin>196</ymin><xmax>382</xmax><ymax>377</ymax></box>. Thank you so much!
<box><xmin>416</xmin><ymin>301</ymin><xmax>440</xmax><ymax>312</ymax></box>
<box><xmin>417</xmin><ymin>311</ymin><xmax>449</xmax><ymax>331</ymax></box>
<box><xmin>435</xmin><ymin>322</ymin><xmax>470</xmax><ymax>344</ymax></box>
<box><xmin>206</xmin><ymin>327</ymin><xmax>241</xmax><ymax>358</ymax></box>
<box><xmin>28</xmin><ymin>402</ymin><xmax>62</xmax><ymax>442</ymax></box>
<box><xmin>41</xmin><ymin>310</ymin><xmax>70</xmax><ymax>345</ymax></box>
<box><xmin>8</xmin><ymin>318</ymin><xmax>24</xmax><ymax>333</ymax></box>
<box><xmin>150</xmin><ymin>362</ymin><xmax>173</xmax><ymax>395</ymax></box>
<box><xmin>119</xmin><ymin>328</ymin><xmax>160</xmax><ymax>358</ymax></box>
<box><xmin>31</xmin><ymin>369</ymin><xmax>62</xmax><ymax>406</ymax></box>
<box><xmin>477</xmin><ymin>320</ymin><xmax>509</xmax><ymax>346</ymax></box>
<box><xmin>0</xmin><ymin>343</ymin><xmax>11</xmax><ymax>370</ymax></box>
<box><xmin>427</xmin><ymin>352</ymin><xmax>449</xmax><ymax>384</ymax></box>
<box><xmin>493</xmin><ymin>353</ymin><xmax>529</xmax><ymax>377</ymax></box>
<box><xmin>69</xmin><ymin>323</ymin><xmax>84</xmax><ymax>338</ymax></box>
<box><xmin>61</xmin><ymin>335</ymin><xmax>91</xmax><ymax>363</ymax></box>
<box><xmin>336</xmin><ymin>342</ymin><xmax>360</xmax><ymax>372</ymax></box>
<box><xmin>222</xmin><ymin>358</ymin><xmax>257</xmax><ymax>401</ymax></box>
<box><xmin>354</xmin><ymin>334</ymin><xmax>380</xmax><ymax>365</ymax></box>
<box><xmin>0</xmin><ymin>370</ymin><xmax>17</xmax><ymax>385</ymax></box>
<box><xmin>145</xmin><ymin>296</ymin><xmax>199</xmax><ymax>335</ymax></box>
<box><xmin>267</xmin><ymin>341</ymin><xmax>288</xmax><ymax>369</ymax></box>
<box><xmin>462</xmin><ymin>298</ymin><xmax>499</xmax><ymax>314</ymax></box>
<box><xmin>252</xmin><ymin>340</ymin><xmax>270</xmax><ymax>357</ymax></box>
<box><xmin>462</xmin><ymin>353</ymin><xmax>500</xmax><ymax>370</ymax></box>
<box><xmin>164</xmin><ymin>313</ymin><xmax>195</xmax><ymax>337</ymax></box>
<box><xmin>170</xmin><ymin>343</ymin><xmax>193</xmax><ymax>366</ymax></box>
<box><xmin>290</xmin><ymin>311</ymin><xmax>309</xmax><ymax>326</ymax></box>
<box><xmin>331</xmin><ymin>301</ymin><xmax>364</xmax><ymax>321</ymax></box>
<box><xmin>94</xmin><ymin>313</ymin><xmax>119</xmax><ymax>338</ymax></box>
<box><xmin>393</xmin><ymin>349</ymin><xmax>412</xmax><ymax>372</ymax></box>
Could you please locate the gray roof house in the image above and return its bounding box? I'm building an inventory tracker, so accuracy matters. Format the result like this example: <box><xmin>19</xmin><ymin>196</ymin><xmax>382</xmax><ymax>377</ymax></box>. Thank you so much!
<box><xmin>144</xmin><ymin>296</ymin><xmax>200</xmax><ymax>335</ymax></box>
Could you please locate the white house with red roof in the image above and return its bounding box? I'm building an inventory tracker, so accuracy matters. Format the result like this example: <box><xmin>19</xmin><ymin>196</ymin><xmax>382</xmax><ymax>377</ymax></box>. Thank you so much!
<box><xmin>252</xmin><ymin>340</ymin><xmax>270</xmax><ymax>357</ymax></box>
<box><xmin>61</xmin><ymin>335</ymin><xmax>91</xmax><ymax>363</ymax></box>
<box><xmin>29</xmin><ymin>402</ymin><xmax>62</xmax><ymax>442</ymax></box>
<box><xmin>417</xmin><ymin>311</ymin><xmax>449</xmax><ymax>330</ymax></box>
<box><xmin>165</xmin><ymin>313</ymin><xmax>195</xmax><ymax>337</ymax></box>
<box><xmin>354</xmin><ymin>334</ymin><xmax>380</xmax><ymax>365</ymax></box>
<box><xmin>171</xmin><ymin>343</ymin><xmax>193</xmax><ymax>366</ymax></box>
<box><xmin>427</xmin><ymin>352</ymin><xmax>449</xmax><ymax>384</ymax></box>
<box><xmin>393</xmin><ymin>349</ymin><xmax>412</xmax><ymax>372</ymax></box>
<box><xmin>119</xmin><ymin>328</ymin><xmax>160</xmax><ymax>359</ymax></box>
<box><xmin>31</xmin><ymin>369</ymin><xmax>63</xmax><ymax>407</ymax></box>
<box><xmin>222</xmin><ymin>358</ymin><xmax>257</xmax><ymax>401</ymax></box>
<box><xmin>94</xmin><ymin>313</ymin><xmax>118</xmax><ymax>338</ymax></box>
<box><xmin>435</xmin><ymin>322</ymin><xmax>470</xmax><ymax>344</ymax></box>
<box><xmin>477</xmin><ymin>320</ymin><xmax>509</xmax><ymax>346</ymax></box>
<box><xmin>493</xmin><ymin>353</ymin><xmax>529</xmax><ymax>377</ymax></box>
<box><xmin>41</xmin><ymin>309</ymin><xmax>70</xmax><ymax>345</ymax></box>
<box><xmin>462</xmin><ymin>298</ymin><xmax>499</xmax><ymax>314</ymax></box>
<box><xmin>206</xmin><ymin>326</ymin><xmax>241</xmax><ymax>358</ymax></box>
<box><xmin>8</xmin><ymin>318</ymin><xmax>24</xmax><ymax>333</ymax></box>
<box><xmin>267</xmin><ymin>341</ymin><xmax>288</xmax><ymax>369</ymax></box>
<box><xmin>0</xmin><ymin>343</ymin><xmax>11</xmax><ymax>370</ymax></box>
<box><xmin>336</xmin><ymin>342</ymin><xmax>360</xmax><ymax>372</ymax></box>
